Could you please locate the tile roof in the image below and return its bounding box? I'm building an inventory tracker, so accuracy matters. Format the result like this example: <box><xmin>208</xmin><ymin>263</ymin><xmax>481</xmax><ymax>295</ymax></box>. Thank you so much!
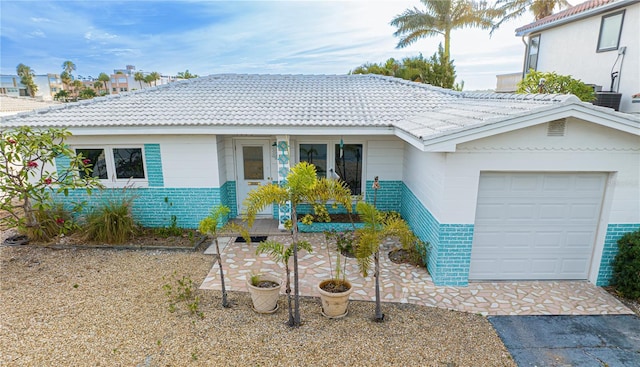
<box><xmin>515</xmin><ymin>0</ymin><xmax>636</xmax><ymax>35</ymax></box>
<box><xmin>0</xmin><ymin>95</ymin><xmax>61</xmax><ymax>117</ymax></box>
<box><xmin>0</xmin><ymin>74</ymin><xmax>582</xmax><ymax>140</ymax></box>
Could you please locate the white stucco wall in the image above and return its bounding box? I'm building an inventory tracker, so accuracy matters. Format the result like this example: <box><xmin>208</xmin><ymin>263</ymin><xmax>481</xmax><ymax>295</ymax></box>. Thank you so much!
<box><xmin>65</xmin><ymin>135</ymin><xmax>222</xmax><ymax>188</ymax></box>
<box><xmin>440</xmin><ymin>119</ymin><xmax>639</xmax><ymax>224</ymax></box>
<box><xmin>534</xmin><ymin>3</ymin><xmax>639</xmax><ymax>113</ymax></box>
<box><xmin>365</xmin><ymin>138</ymin><xmax>404</xmax><ymax>181</ymax></box>
<box><xmin>403</xmin><ymin>145</ymin><xmax>447</xmax><ymax>221</ymax></box>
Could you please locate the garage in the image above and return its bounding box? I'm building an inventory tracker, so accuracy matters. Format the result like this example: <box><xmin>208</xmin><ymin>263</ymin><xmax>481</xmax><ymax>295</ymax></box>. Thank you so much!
<box><xmin>469</xmin><ymin>172</ymin><xmax>607</xmax><ymax>280</ymax></box>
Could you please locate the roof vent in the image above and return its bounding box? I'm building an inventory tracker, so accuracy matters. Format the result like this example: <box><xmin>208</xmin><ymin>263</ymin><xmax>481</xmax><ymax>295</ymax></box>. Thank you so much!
<box><xmin>547</xmin><ymin>119</ymin><xmax>566</xmax><ymax>137</ymax></box>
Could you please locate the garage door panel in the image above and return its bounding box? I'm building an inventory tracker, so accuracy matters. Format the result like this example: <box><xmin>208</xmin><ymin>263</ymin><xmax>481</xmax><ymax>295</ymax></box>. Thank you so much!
<box><xmin>470</xmin><ymin>172</ymin><xmax>606</xmax><ymax>281</ymax></box>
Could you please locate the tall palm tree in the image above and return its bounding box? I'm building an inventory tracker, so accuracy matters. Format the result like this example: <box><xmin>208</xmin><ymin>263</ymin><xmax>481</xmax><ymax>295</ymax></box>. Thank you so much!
<box><xmin>16</xmin><ymin>63</ymin><xmax>38</xmax><ymax>97</ymax></box>
<box><xmin>97</xmin><ymin>73</ymin><xmax>110</xmax><ymax>94</ymax></box>
<box><xmin>390</xmin><ymin>0</ymin><xmax>498</xmax><ymax>62</ymax></box>
<box><xmin>148</xmin><ymin>71</ymin><xmax>161</xmax><ymax>87</ymax></box>
<box><xmin>134</xmin><ymin>71</ymin><xmax>145</xmax><ymax>89</ymax></box>
<box><xmin>62</xmin><ymin>60</ymin><xmax>76</xmax><ymax>74</ymax></box>
<box><xmin>60</xmin><ymin>71</ymin><xmax>72</xmax><ymax>92</ymax></box>
<box><xmin>492</xmin><ymin>0</ymin><xmax>571</xmax><ymax>32</ymax></box>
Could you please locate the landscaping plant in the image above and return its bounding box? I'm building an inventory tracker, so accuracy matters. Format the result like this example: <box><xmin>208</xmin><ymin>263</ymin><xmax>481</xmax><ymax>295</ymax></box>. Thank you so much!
<box><xmin>0</xmin><ymin>126</ymin><xmax>102</xmax><ymax>239</ymax></box>
<box><xmin>256</xmin><ymin>239</ymin><xmax>312</xmax><ymax>318</ymax></box>
<box><xmin>198</xmin><ymin>204</ymin><xmax>249</xmax><ymax>308</ymax></box>
<box><xmin>243</xmin><ymin>161</ymin><xmax>353</xmax><ymax>327</ymax></box>
<box><xmin>355</xmin><ymin>201</ymin><xmax>420</xmax><ymax>321</ymax></box>
<box><xmin>612</xmin><ymin>229</ymin><xmax>640</xmax><ymax>300</ymax></box>
<box><xmin>517</xmin><ymin>70</ymin><xmax>595</xmax><ymax>102</ymax></box>
<box><xmin>84</xmin><ymin>194</ymin><xmax>137</xmax><ymax>244</ymax></box>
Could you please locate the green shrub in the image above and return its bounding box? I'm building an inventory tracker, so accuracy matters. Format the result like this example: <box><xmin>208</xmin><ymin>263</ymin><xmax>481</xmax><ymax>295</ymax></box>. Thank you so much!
<box><xmin>517</xmin><ymin>70</ymin><xmax>596</xmax><ymax>102</ymax></box>
<box><xmin>26</xmin><ymin>202</ymin><xmax>78</xmax><ymax>242</ymax></box>
<box><xmin>611</xmin><ymin>229</ymin><xmax>640</xmax><ymax>299</ymax></box>
<box><xmin>84</xmin><ymin>197</ymin><xmax>136</xmax><ymax>244</ymax></box>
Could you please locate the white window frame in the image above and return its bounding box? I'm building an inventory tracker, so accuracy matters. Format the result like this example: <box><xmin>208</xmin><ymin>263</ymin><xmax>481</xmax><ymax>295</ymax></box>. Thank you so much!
<box><xmin>597</xmin><ymin>10</ymin><xmax>625</xmax><ymax>52</ymax></box>
<box><xmin>295</xmin><ymin>139</ymin><xmax>366</xmax><ymax>196</ymax></box>
<box><xmin>74</xmin><ymin>145</ymin><xmax>148</xmax><ymax>187</ymax></box>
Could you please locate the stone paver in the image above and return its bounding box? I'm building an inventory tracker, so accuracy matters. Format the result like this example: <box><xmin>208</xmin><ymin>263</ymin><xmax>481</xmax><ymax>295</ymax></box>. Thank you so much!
<box><xmin>200</xmin><ymin>233</ymin><xmax>633</xmax><ymax>316</ymax></box>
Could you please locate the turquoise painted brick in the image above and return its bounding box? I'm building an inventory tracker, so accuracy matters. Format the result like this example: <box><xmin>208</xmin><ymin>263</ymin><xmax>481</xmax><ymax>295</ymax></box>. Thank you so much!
<box><xmin>597</xmin><ymin>223</ymin><xmax>640</xmax><ymax>286</ymax></box>
<box><xmin>364</xmin><ymin>180</ymin><xmax>403</xmax><ymax>212</ymax></box>
<box><xmin>55</xmin><ymin>155</ymin><xmax>71</xmax><ymax>177</ymax></box>
<box><xmin>144</xmin><ymin>144</ymin><xmax>164</xmax><ymax>187</ymax></box>
<box><xmin>221</xmin><ymin>181</ymin><xmax>237</xmax><ymax>218</ymax></box>
<box><xmin>56</xmin><ymin>187</ymin><xmax>226</xmax><ymax>229</ymax></box>
<box><xmin>400</xmin><ymin>183</ymin><xmax>474</xmax><ymax>286</ymax></box>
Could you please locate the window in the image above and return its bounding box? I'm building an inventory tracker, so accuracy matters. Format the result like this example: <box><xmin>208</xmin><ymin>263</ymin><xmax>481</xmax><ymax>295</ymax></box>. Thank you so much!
<box><xmin>112</xmin><ymin>87</ymin><xmax>117</xmax><ymax>92</ymax></box>
<box><xmin>298</xmin><ymin>141</ymin><xmax>363</xmax><ymax>195</ymax></box>
<box><xmin>299</xmin><ymin>143</ymin><xmax>327</xmax><ymax>177</ymax></box>
<box><xmin>75</xmin><ymin>146</ymin><xmax>146</xmax><ymax>183</ymax></box>
<box><xmin>597</xmin><ymin>10</ymin><xmax>624</xmax><ymax>52</ymax></box>
<box><xmin>335</xmin><ymin>143</ymin><xmax>363</xmax><ymax>195</ymax></box>
<box><xmin>525</xmin><ymin>34</ymin><xmax>540</xmax><ymax>72</ymax></box>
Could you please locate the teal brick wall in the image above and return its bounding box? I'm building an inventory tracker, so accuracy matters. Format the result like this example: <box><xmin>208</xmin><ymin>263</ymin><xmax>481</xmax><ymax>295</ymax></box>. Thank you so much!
<box><xmin>596</xmin><ymin>223</ymin><xmax>640</xmax><ymax>286</ymax></box>
<box><xmin>58</xmin><ymin>187</ymin><xmax>224</xmax><ymax>229</ymax></box>
<box><xmin>400</xmin><ymin>184</ymin><xmax>474</xmax><ymax>286</ymax></box>
<box><xmin>221</xmin><ymin>181</ymin><xmax>237</xmax><ymax>218</ymax></box>
<box><xmin>364</xmin><ymin>180</ymin><xmax>403</xmax><ymax>212</ymax></box>
<box><xmin>144</xmin><ymin>144</ymin><xmax>164</xmax><ymax>187</ymax></box>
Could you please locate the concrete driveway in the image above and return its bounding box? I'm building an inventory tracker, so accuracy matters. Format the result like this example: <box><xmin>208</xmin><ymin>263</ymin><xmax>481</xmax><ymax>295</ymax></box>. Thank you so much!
<box><xmin>489</xmin><ymin>315</ymin><xmax>640</xmax><ymax>366</ymax></box>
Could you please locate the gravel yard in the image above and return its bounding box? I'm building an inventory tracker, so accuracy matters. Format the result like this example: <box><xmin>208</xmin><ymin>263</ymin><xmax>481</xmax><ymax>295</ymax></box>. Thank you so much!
<box><xmin>0</xmin><ymin>244</ymin><xmax>515</xmax><ymax>366</ymax></box>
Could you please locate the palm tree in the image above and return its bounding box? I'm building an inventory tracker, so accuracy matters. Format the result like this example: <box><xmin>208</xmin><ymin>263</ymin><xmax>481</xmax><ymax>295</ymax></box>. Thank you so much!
<box><xmin>134</xmin><ymin>71</ymin><xmax>145</xmax><ymax>89</ymax></box>
<box><xmin>62</xmin><ymin>60</ymin><xmax>76</xmax><ymax>76</ymax></box>
<box><xmin>148</xmin><ymin>71</ymin><xmax>161</xmax><ymax>87</ymax></box>
<box><xmin>492</xmin><ymin>0</ymin><xmax>571</xmax><ymax>32</ymax></box>
<box><xmin>16</xmin><ymin>63</ymin><xmax>38</xmax><ymax>97</ymax></box>
<box><xmin>198</xmin><ymin>205</ymin><xmax>249</xmax><ymax>308</ymax></box>
<box><xmin>72</xmin><ymin>80</ymin><xmax>83</xmax><ymax>101</ymax></box>
<box><xmin>355</xmin><ymin>201</ymin><xmax>419</xmax><ymax>321</ymax></box>
<box><xmin>243</xmin><ymin>162</ymin><xmax>353</xmax><ymax>327</ymax></box>
<box><xmin>390</xmin><ymin>0</ymin><xmax>498</xmax><ymax>62</ymax></box>
<box><xmin>98</xmin><ymin>73</ymin><xmax>110</xmax><ymax>94</ymax></box>
<box><xmin>60</xmin><ymin>71</ymin><xmax>72</xmax><ymax>92</ymax></box>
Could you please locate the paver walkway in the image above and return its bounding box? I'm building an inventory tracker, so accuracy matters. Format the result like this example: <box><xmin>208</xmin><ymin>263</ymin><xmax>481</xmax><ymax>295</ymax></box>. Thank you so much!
<box><xmin>200</xmin><ymin>233</ymin><xmax>633</xmax><ymax>316</ymax></box>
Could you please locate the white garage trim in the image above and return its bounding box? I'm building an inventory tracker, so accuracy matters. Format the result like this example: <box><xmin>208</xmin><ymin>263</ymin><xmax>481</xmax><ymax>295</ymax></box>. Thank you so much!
<box><xmin>470</xmin><ymin>172</ymin><xmax>607</xmax><ymax>280</ymax></box>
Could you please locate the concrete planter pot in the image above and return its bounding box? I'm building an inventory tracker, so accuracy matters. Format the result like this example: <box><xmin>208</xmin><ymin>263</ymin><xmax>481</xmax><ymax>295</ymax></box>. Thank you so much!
<box><xmin>246</xmin><ymin>274</ymin><xmax>282</xmax><ymax>314</ymax></box>
<box><xmin>317</xmin><ymin>279</ymin><xmax>353</xmax><ymax>318</ymax></box>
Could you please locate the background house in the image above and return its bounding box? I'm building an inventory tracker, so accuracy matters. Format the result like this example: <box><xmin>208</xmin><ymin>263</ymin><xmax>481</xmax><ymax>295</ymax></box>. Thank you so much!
<box><xmin>1</xmin><ymin>74</ymin><xmax>638</xmax><ymax>287</ymax></box>
<box><xmin>512</xmin><ymin>0</ymin><xmax>639</xmax><ymax>114</ymax></box>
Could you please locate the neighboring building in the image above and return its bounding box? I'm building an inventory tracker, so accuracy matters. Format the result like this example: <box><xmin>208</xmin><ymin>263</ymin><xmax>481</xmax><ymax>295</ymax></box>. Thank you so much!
<box><xmin>0</xmin><ymin>74</ymin><xmax>62</xmax><ymax>101</ymax></box>
<box><xmin>495</xmin><ymin>72</ymin><xmax>522</xmax><ymax>93</ymax></box>
<box><xmin>514</xmin><ymin>0</ymin><xmax>639</xmax><ymax>113</ymax></box>
<box><xmin>1</xmin><ymin>74</ymin><xmax>638</xmax><ymax>287</ymax></box>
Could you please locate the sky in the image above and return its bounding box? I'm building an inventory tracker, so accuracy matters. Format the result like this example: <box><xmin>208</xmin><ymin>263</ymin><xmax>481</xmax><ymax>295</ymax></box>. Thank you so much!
<box><xmin>0</xmin><ymin>0</ymin><xmax>546</xmax><ymax>91</ymax></box>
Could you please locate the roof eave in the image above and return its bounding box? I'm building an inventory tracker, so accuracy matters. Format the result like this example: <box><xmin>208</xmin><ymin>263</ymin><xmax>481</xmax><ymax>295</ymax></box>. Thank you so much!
<box><xmin>417</xmin><ymin>102</ymin><xmax>640</xmax><ymax>152</ymax></box>
<box><xmin>515</xmin><ymin>0</ymin><xmax>639</xmax><ymax>36</ymax></box>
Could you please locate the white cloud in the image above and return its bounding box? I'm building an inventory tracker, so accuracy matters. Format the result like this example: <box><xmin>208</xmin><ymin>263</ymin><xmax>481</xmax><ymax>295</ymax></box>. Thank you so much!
<box><xmin>84</xmin><ymin>29</ymin><xmax>118</xmax><ymax>41</ymax></box>
<box><xmin>28</xmin><ymin>30</ymin><xmax>46</xmax><ymax>38</ymax></box>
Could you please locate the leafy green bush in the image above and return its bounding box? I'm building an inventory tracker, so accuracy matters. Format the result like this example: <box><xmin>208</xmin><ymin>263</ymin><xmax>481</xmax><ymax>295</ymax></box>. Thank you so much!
<box><xmin>84</xmin><ymin>197</ymin><xmax>136</xmax><ymax>244</ymax></box>
<box><xmin>612</xmin><ymin>229</ymin><xmax>640</xmax><ymax>299</ymax></box>
<box><xmin>517</xmin><ymin>70</ymin><xmax>595</xmax><ymax>102</ymax></box>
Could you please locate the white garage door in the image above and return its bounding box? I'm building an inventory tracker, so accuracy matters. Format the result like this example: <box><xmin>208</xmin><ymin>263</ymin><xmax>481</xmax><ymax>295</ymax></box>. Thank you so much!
<box><xmin>469</xmin><ymin>172</ymin><xmax>607</xmax><ymax>280</ymax></box>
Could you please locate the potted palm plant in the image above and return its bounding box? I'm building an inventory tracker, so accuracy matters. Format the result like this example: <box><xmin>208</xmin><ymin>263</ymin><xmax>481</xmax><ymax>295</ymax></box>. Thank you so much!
<box><xmin>243</xmin><ymin>162</ymin><xmax>352</xmax><ymax>327</ymax></box>
<box><xmin>252</xmin><ymin>239</ymin><xmax>312</xmax><ymax>315</ymax></box>
<box><xmin>318</xmin><ymin>230</ymin><xmax>356</xmax><ymax>318</ymax></box>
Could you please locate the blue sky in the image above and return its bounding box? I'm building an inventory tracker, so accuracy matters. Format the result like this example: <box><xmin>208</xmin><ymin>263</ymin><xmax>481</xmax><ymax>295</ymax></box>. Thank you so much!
<box><xmin>1</xmin><ymin>0</ymin><xmax>543</xmax><ymax>91</ymax></box>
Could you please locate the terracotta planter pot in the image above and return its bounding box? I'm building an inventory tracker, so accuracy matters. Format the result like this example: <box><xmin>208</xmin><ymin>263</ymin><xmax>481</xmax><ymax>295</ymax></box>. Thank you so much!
<box><xmin>246</xmin><ymin>274</ymin><xmax>282</xmax><ymax>314</ymax></box>
<box><xmin>317</xmin><ymin>279</ymin><xmax>353</xmax><ymax>318</ymax></box>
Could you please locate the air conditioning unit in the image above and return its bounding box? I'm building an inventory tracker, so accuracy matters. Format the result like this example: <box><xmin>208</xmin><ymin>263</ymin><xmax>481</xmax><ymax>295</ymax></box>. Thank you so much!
<box><xmin>594</xmin><ymin>92</ymin><xmax>622</xmax><ymax>111</ymax></box>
